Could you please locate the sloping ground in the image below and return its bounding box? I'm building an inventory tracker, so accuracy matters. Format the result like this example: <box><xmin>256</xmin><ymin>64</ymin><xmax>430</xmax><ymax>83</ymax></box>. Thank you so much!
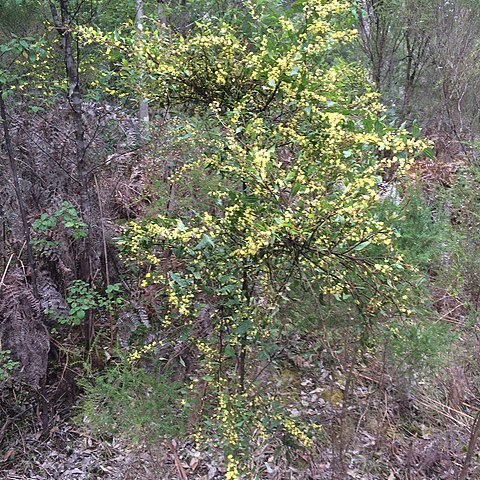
<box><xmin>1</xmin><ymin>339</ymin><xmax>479</xmax><ymax>479</ymax></box>
<box><xmin>2</xmin><ymin>133</ymin><xmax>480</xmax><ymax>479</ymax></box>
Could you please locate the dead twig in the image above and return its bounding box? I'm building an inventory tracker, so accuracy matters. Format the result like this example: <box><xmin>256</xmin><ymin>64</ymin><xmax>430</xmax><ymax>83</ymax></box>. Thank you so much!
<box><xmin>459</xmin><ymin>409</ymin><xmax>480</xmax><ymax>480</ymax></box>
<box><xmin>168</xmin><ymin>440</ymin><xmax>188</xmax><ymax>480</ymax></box>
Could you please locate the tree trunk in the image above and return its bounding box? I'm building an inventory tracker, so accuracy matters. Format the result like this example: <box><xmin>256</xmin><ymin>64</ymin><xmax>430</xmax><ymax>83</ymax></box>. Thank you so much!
<box><xmin>157</xmin><ymin>0</ymin><xmax>167</xmax><ymax>25</ymax></box>
<box><xmin>136</xmin><ymin>0</ymin><xmax>150</xmax><ymax>139</ymax></box>
<box><xmin>0</xmin><ymin>91</ymin><xmax>39</xmax><ymax>298</ymax></box>
<box><xmin>50</xmin><ymin>0</ymin><xmax>95</xmax><ymax>351</ymax></box>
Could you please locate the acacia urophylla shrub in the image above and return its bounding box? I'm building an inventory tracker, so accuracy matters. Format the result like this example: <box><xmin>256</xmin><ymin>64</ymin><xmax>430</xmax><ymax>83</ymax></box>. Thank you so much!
<box><xmin>82</xmin><ymin>0</ymin><xmax>430</xmax><ymax>476</ymax></box>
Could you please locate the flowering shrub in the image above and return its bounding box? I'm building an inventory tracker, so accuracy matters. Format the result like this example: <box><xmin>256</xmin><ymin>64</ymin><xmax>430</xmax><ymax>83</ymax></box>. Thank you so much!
<box><xmin>83</xmin><ymin>0</ymin><xmax>428</xmax><ymax>475</ymax></box>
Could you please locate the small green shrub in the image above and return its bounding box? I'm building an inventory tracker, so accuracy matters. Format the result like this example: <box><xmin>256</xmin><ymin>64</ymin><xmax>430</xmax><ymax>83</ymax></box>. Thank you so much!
<box><xmin>379</xmin><ymin>186</ymin><xmax>455</xmax><ymax>271</ymax></box>
<box><xmin>374</xmin><ymin>186</ymin><xmax>459</xmax><ymax>372</ymax></box>
<box><xmin>61</xmin><ymin>280</ymin><xmax>123</xmax><ymax>326</ymax></box>
<box><xmin>383</xmin><ymin>318</ymin><xmax>455</xmax><ymax>374</ymax></box>
<box><xmin>79</xmin><ymin>357</ymin><xmax>185</xmax><ymax>444</ymax></box>
<box><xmin>32</xmin><ymin>201</ymin><xmax>88</xmax><ymax>244</ymax></box>
<box><xmin>436</xmin><ymin>164</ymin><xmax>480</xmax><ymax>305</ymax></box>
<box><xmin>0</xmin><ymin>349</ymin><xmax>19</xmax><ymax>382</ymax></box>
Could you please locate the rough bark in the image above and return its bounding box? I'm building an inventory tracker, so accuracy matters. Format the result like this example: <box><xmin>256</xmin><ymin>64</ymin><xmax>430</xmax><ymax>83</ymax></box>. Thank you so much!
<box><xmin>50</xmin><ymin>0</ymin><xmax>95</xmax><ymax>351</ymax></box>
<box><xmin>0</xmin><ymin>91</ymin><xmax>38</xmax><ymax>298</ymax></box>
<box><xmin>136</xmin><ymin>0</ymin><xmax>150</xmax><ymax>138</ymax></box>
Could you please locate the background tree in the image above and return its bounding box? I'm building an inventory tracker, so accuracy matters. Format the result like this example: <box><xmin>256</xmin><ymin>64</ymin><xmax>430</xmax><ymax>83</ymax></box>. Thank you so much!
<box><xmin>358</xmin><ymin>0</ymin><xmax>480</xmax><ymax>144</ymax></box>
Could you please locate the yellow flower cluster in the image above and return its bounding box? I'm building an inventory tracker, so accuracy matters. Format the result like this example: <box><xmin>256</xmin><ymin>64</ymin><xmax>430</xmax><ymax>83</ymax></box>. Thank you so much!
<box><xmin>282</xmin><ymin>418</ymin><xmax>314</xmax><ymax>448</ymax></box>
<box><xmin>128</xmin><ymin>340</ymin><xmax>159</xmax><ymax>362</ymax></box>
<box><xmin>225</xmin><ymin>456</ymin><xmax>241</xmax><ymax>480</ymax></box>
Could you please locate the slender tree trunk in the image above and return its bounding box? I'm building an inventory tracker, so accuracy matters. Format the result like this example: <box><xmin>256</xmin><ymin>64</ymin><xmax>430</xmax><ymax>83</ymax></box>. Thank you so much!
<box><xmin>459</xmin><ymin>409</ymin><xmax>480</xmax><ymax>480</ymax></box>
<box><xmin>0</xmin><ymin>90</ymin><xmax>38</xmax><ymax>298</ymax></box>
<box><xmin>50</xmin><ymin>0</ymin><xmax>95</xmax><ymax>351</ymax></box>
<box><xmin>237</xmin><ymin>260</ymin><xmax>251</xmax><ymax>392</ymax></box>
<box><xmin>157</xmin><ymin>0</ymin><xmax>167</xmax><ymax>25</ymax></box>
<box><xmin>136</xmin><ymin>0</ymin><xmax>150</xmax><ymax>138</ymax></box>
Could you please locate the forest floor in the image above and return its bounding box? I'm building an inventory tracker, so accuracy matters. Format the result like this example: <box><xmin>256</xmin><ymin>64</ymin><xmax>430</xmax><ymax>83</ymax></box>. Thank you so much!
<box><xmin>1</xmin><ymin>338</ymin><xmax>478</xmax><ymax>480</ymax></box>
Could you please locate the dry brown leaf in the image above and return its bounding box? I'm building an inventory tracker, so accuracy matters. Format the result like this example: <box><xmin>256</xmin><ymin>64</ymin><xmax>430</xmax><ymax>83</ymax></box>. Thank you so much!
<box><xmin>190</xmin><ymin>455</ymin><xmax>200</xmax><ymax>472</ymax></box>
<box><xmin>2</xmin><ymin>449</ymin><xmax>15</xmax><ymax>462</ymax></box>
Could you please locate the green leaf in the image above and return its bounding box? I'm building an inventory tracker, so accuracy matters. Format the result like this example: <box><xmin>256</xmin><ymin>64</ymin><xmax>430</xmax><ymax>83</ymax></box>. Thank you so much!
<box><xmin>194</xmin><ymin>234</ymin><xmax>215</xmax><ymax>250</ymax></box>
<box><xmin>423</xmin><ymin>147</ymin><xmax>435</xmax><ymax>159</ymax></box>
<box><xmin>169</xmin><ymin>272</ymin><xmax>188</xmax><ymax>287</ymax></box>
<box><xmin>352</xmin><ymin>241</ymin><xmax>370</xmax><ymax>251</ymax></box>
<box><xmin>285</xmin><ymin>171</ymin><xmax>296</xmax><ymax>182</ymax></box>
<box><xmin>290</xmin><ymin>182</ymin><xmax>302</xmax><ymax>196</ymax></box>
<box><xmin>224</xmin><ymin>345</ymin><xmax>236</xmax><ymax>358</ymax></box>
<box><xmin>234</xmin><ymin>319</ymin><xmax>252</xmax><ymax>335</ymax></box>
<box><xmin>18</xmin><ymin>39</ymin><xmax>30</xmax><ymax>49</ymax></box>
<box><xmin>176</xmin><ymin>219</ymin><xmax>186</xmax><ymax>231</ymax></box>
<box><xmin>288</xmin><ymin>65</ymin><xmax>299</xmax><ymax>76</ymax></box>
<box><xmin>411</xmin><ymin>121</ymin><xmax>420</xmax><ymax>138</ymax></box>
